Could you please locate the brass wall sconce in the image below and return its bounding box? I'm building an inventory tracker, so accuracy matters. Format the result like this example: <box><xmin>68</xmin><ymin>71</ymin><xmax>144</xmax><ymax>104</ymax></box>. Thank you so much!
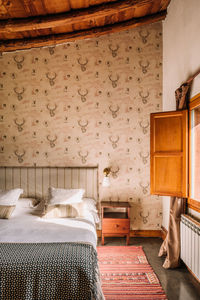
<box><xmin>102</xmin><ymin>167</ymin><xmax>111</xmax><ymax>187</ymax></box>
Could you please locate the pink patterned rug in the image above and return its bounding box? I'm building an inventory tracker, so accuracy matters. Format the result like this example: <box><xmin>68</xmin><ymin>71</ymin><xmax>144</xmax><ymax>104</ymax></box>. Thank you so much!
<box><xmin>97</xmin><ymin>246</ymin><xmax>167</xmax><ymax>300</ymax></box>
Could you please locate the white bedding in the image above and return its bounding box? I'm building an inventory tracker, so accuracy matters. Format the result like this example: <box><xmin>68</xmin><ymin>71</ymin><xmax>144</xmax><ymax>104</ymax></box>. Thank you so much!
<box><xmin>0</xmin><ymin>205</ymin><xmax>97</xmax><ymax>248</ymax></box>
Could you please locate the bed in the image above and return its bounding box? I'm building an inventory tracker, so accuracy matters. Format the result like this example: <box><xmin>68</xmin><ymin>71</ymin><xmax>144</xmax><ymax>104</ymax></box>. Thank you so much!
<box><xmin>0</xmin><ymin>166</ymin><xmax>104</xmax><ymax>300</ymax></box>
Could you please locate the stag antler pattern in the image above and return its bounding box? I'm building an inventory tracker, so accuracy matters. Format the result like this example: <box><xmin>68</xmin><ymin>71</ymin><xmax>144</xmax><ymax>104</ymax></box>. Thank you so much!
<box><xmin>140</xmin><ymin>212</ymin><xmax>150</xmax><ymax>224</ymax></box>
<box><xmin>139</xmin><ymin>61</ymin><xmax>150</xmax><ymax>74</ymax></box>
<box><xmin>139</xmin><ymin>182</ymin><xmax>149</xmax><ymax>194</ymax></box>
<box><xmin>139</xmin><ymin>30</ymin><xmax>150</xmax><ymax>44</ymax></box>
<box><xmin>110</xmin><ymin>166</ymin><xmax>119</xmax><ymax>178</ymax></box>
<box><xmin>78</xmin><ymin>120</ymin><xmax>89</xmax><ymax>133</ymax></box>
<box><xmin>109</xmin><ymin>105</ymin><xmax>119</xmax><ymax>118</ymax></box>
<box><xmin>108</xmin><ymin>74</ymin><xmax>119</xmax><ymax>88</ymax></box>
<box><xmin>14</xmin><ymin>118</ymin><xmax>25</xmax><ymax>132</ymax></box>
<box><xmin>139</xmin><ymin>91</ymin><xmax>149</xmax><ymax>104</ymax></box>
<box><xmin>77</xmin><ymin>58</ymin><xmax>88</xmax><ymax>72</ymax></box>
<box><xmin>139</xmin><ymin>151</ymin><xmax>149</xmax><ymax>164</ymax></box>
<box><xmin>48</xmin><ymin>47</ymin><xmax>55</xmax><ymax>55</ymax></box>
<box><xmin>13</xmin><ymin>87</ymin><xmax>25</xmax><ymax>101</ymax></box>
<box><xmin>139</xmin><ymin>120</ymin><xmax>149</xmax><ymax>134</ymax></box>
<box><xmin>14</xmin><ymin>150</ymin><xmax>25</xmax><ymax>163</ymax></box>
<box><xmin>47</xmin><ymin>135</ymin><xmax>57</xmax><ymax>148</ymax></box>
<box><xmin>108</xmin><ymin>44</ymin><xmax>119</xmax><ymax>57</ymax></box>
<box><xmin>109</xmin><ymin>136</ymin><xmax>119</xmax><ymax>149</ymax></box>
<box><xmin>78</xmin><ymin>151</ymin><xmax>89</xmax><ymax>164</ymax></box>
<box><xmin>46</xmin><ymin>104</ymin><xmax>57</xmax><ymax>117</ymax></box>
<box><xmin>46</xmin><ymin>72</ymin><xmax>57</xmax><ymax>86</ymax></box>
<box><xmin>14</xmin><ymin>55</ymin><xmax>24</xmax><ymax>69</ymax></box>
<box><xmin>78</xmin><ymin>89</ymin><xmax>88</xmax><ymax>102</ymax></box>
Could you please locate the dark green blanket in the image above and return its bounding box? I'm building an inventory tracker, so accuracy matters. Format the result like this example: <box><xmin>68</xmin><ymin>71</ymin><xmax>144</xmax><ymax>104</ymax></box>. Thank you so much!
<box><xmin>0</xmin><ymin>242</ymin><xmax>100</xmax><ymax>300</ymax></box>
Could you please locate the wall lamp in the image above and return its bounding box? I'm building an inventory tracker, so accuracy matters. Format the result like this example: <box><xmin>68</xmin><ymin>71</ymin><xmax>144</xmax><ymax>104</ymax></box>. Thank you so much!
<box><xmin>102</xmin><ymin>167</ymin><xmax>111</xmax><ymax>187</ymax></box>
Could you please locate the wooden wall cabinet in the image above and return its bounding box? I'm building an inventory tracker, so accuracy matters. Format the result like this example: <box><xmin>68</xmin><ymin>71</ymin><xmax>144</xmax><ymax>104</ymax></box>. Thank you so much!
<box><xmin>150</xmin><ymin>110</ymin><xmax>188</xmax><ymax>197</ymax></box>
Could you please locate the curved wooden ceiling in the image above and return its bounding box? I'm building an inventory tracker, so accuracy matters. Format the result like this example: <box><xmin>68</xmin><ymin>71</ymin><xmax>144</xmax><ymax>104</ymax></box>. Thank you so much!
<box><xmin>0</xmin><ymin>0</ymin><xmax>171</xmax><ymax>52</ymax></box>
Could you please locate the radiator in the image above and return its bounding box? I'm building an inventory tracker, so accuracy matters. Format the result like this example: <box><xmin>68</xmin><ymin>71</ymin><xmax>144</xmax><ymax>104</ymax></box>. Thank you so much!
<box><xmin>180</xmin><ymin>214</ymin><xmax>200</xmax><ymax>281</ymax></box>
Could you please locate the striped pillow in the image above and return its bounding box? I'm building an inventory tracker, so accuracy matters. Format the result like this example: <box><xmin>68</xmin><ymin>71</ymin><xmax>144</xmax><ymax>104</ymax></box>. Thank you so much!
<box><xmin>0</xmin><ymin>205</ymin><xmax>15</xmax><ymax>219</ymax></box>
<box><xmin>42</xmin><ymin>204</ymin><xmax>79</xmax><ymax>219</ymax></box>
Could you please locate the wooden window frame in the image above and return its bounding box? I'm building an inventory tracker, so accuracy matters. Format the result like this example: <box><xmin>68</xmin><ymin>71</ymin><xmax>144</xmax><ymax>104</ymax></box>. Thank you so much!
<box><xmin>188</xmin><ymin>93</ymin><xmax>200</xmax><ymax>213</ymax></box>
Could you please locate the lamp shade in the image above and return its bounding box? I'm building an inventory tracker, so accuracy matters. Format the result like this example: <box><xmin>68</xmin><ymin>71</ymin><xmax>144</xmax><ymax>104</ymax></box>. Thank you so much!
<box><xmin>102</xmin><ymin>176</ymin><xmax>110</xmax><ymax>187</ymax></box>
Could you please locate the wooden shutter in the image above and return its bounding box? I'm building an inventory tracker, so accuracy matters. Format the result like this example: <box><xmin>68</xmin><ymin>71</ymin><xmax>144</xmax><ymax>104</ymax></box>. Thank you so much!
<box><xmin>150</xmin><ymin>110</ymin><xmax>188</xmax><ymax>197</ymax></box>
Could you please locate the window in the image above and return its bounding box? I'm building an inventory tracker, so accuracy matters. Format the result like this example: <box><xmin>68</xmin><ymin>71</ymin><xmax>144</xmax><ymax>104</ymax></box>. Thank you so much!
<box><xmin>189</xmin><ymin>94</ymin><xmax>200</xmax><ymax>212</ymax></box>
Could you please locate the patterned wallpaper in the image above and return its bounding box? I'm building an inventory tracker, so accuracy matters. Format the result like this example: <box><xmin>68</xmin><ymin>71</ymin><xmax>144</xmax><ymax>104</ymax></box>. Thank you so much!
<box><xmin>0</xmin><ymin>22</ymin><xmax>162</xmax><ymax>230</ymax></box>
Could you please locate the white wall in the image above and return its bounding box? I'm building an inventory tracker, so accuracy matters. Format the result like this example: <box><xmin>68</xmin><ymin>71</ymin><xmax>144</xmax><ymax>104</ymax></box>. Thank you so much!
<box><xmin>162</xmin><ymin>0</ymin><xmax>200</xmax><ymax>228</ymax></box>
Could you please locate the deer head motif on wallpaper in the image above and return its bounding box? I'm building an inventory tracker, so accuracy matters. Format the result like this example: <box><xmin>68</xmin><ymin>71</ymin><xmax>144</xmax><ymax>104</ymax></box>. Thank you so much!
<box><xmin>139</xmin><ymin>182</ymin><xmax>150</xmax><ymax>194</ymax></box>
<box><xmin>108</xmin><ymin>44</ymin><xmax>119</xmax><ymax>57</ymax></box>
<box><xmin>48</xmin><ymin>47</ymin><xmax>55</xmax><ymax>55</ymax></box>
<box><xmin>140</xmin><ymin>211</ymin><xmax>150</xmax><ymax>224</ymax></box>
<box><xmin>46</xmin><ymin>104</ymin><xmax>57</xmax><ymax>117</ymax></box>
<box><xmin>78</xmin><ymin>89</ymin><xmax>88</xmax><ymax>102</ymax></box>
<box><xmin>109</xmin><ymin>105</ymin><xmax>119</xmax><ymax>118</ymax></box>
<box><xmin>13</xmin><ymin>55</ymin><xmax>24</xmax><ymax>69</ymax></box>
<box><xmin>139</xmin><ymin>120</ymin><xmax>149</xmax><ymax>134</ymax></box>
<box><xmin>13</xmin><ymin>87</ymin><xmax>25</xmax><ymax>101</ymax></box>
<box><xmin>139</xmin><ymin>91</ymin><xmax>150</xmax><ymax>104</ymax></box>
<box><xmin>108</xmin><ymin>74</ymin><xmax>119</xmax><ymax>88</ymax></box>
<box><xmin>139</xmin><ymin>30</ymin><xmax>150</xmax><ymax>44</ymax></box>
<box><xmin>47</xmin><ymin>135</ymin><xmax>57</xmax><ymax>148</ymax></box>
<box><xmin>77</xmin><ymin>58</ymin><xmax>88</xmax><ymax>72</ymax></box>
<box><xmin>78</xmin><ymin>120</ymin><xmax>89</xmax><ymax>133</ymax></box>
<box><xmin>78</xmin><ymin>151</ymin><xmax>89</xmax><ymax>164</ymax></box>
<box><xmin>14</xmin><ymin>118</ymin><xmax>25</xmax><ymax>132</ymax></box>
<box><xmin>46</xmin><ymin>72</ymin><xmax>57</xmax><ymax>86</ymax></box>
<box><xmin>14</xmin><ymin>150</ymin><xmax>25</xmax><ymax>163</ymax></box>
<box><xmin>109</xmin><ymin>135</ymin><xmax>119</xmax><ymax>149</ymax></box>
<box><xmin>139</xmin><ymin>61</ymin><xmax>150</xmax><ymax>74</ymax></box>
<box><xmin>139</xmin><ymin>151</ymin><xmax>149</xmax><ymax>164</ymax></box>
<box><xmin>110</xmin><ymin>166</ymin><xmax>120</xmax><ymax>179</ymax></box>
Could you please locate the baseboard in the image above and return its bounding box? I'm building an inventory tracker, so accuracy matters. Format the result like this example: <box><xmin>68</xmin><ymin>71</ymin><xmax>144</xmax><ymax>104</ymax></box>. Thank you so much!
<box><xmin>161</xmin><ymin>226</ymin><xmax>168</xmax><ymax>240</ymax></box>
<box><xmin>130</xmin><ymin>230</ymin><xmax>161</xmax><ymax>237</ymax></box>
<box><xmin>97</xmin><ymin>230</ymin><xmax>162</xmax><ymax>238</ymax></box>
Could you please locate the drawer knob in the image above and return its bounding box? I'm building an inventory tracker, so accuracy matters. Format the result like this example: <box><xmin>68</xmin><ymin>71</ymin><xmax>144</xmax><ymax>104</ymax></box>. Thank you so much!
<box><xmin>115</xmin><ymin>224</ymin><xmax>119</xmax><ymax>228</ymax></box>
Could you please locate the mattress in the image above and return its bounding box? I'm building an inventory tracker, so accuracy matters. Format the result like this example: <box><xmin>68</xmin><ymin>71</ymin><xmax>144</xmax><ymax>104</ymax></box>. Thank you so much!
<box><xmin>0</xmin><ymin>203</ymin><xmax>97</xmax><ymax>248</ymax></box>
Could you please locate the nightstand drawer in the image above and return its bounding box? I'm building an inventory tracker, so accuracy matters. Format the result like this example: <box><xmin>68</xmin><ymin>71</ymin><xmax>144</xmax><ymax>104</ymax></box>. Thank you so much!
<box><xmin>102</xmin><ymin>218</ymin><xmax>130</xmax><ymax>233</ymax></box>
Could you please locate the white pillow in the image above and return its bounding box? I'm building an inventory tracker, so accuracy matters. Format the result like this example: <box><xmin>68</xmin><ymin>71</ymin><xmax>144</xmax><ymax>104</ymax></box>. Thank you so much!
<box><xmin>48</xmin><ymin>187</ymin><xmax>85</xmax><ymax>206</ymax></box>
<box><xmin>74</xmin><ymin>198</ymin><xmax>100</xmax><ymax>223</ymax></box>
<box><xmin>0</xmin><ymin>188</ymin><xmax>23</xmax><ymax>206</ymax></box>
<box><xmin>17</xmin><ymin>198</ymin><xmax>39</xmax><ymax>208</ymax></box>
<box><xmin>82</xmin><ymin>197</ymin><xmax>98</xmax><ymax>213</ymax></box>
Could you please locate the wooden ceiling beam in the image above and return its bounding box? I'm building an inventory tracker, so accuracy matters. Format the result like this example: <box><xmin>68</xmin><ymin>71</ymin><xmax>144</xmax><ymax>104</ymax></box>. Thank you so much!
<box><xmin>0</xmin><ymin>0</ymin><xmax>117</xmax><ymax>20</ymax></box>
<box><xmin>0</xmin><ymin>10</ymin><xmax>167</xmax><ymax>52</ymax></box>
<box><xmin>0</xmin><ymin>0</ymin><xmax>169</xmax><ymax>40</ymax></box>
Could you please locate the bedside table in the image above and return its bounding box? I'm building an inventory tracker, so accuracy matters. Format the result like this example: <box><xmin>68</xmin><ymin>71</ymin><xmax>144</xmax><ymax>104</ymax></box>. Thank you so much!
<box><xmin>101</xmin><ymin>201</ymin><xmax>131</xmax><ymax>245</ymax></box>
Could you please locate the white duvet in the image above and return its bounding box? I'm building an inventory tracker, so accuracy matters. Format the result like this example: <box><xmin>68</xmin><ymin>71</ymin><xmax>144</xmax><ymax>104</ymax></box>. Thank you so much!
<box><xmin>0</xmin><ymin>205</ymin><xmax>97</xmax><ymax>248</ymax></box>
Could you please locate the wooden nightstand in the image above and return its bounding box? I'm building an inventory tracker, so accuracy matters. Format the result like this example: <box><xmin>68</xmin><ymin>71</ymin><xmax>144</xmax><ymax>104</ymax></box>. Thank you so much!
<box><xmin>101</xmin><ymin>201</ymin><xmax>131</xmax><ymax>245</ymax></box>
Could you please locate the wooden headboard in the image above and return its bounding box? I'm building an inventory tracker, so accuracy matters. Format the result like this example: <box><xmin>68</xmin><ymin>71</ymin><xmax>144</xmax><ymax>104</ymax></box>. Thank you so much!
<box><xmin>0</xmin><ymin>166</ymin><xmax>98</xmax><ymax>201</ymax></box>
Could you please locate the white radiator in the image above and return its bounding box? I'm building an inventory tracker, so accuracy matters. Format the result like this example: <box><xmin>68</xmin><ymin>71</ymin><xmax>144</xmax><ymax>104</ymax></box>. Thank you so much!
<box><xmin>180</xmin><ymin>214</ymin><xmax>200</xmax><ymax>281</ymax></box>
